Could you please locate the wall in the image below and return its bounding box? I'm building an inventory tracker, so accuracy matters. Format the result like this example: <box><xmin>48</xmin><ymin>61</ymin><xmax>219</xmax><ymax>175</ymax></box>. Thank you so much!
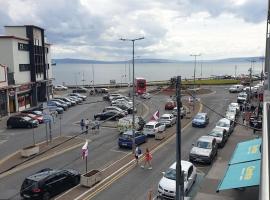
<box><xmin>5</xmin><ymin>26</ymin><xmax>27</xmax><ymax>38</ymax></box>
<box><xmin>0</xmin><ymin>65</ymin><xmax>7</xmax><ymax>87</ymax></box>
<box><xmin>0</xmin><ymin>39</ymin><xmax>14</xmax><ymax>73</ymax></box>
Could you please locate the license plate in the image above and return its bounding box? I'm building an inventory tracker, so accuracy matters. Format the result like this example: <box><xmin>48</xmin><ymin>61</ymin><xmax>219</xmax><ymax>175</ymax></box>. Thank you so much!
<box><xmin>122</xmin><ymin>143</ymin><xmax>127</xmax><ymax>146</ymax></box>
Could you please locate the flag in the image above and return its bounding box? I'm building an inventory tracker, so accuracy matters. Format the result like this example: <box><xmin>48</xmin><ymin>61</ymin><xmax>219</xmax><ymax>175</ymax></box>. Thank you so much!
<box><xmin>151</xmin><ymin>110</ymin><xmax>159</xmax><ymax>121</ymax></box>
<box><xmin>82</xmin><ymin>140</ymin><xmax>88</xmax><ymax>160</ymax></box>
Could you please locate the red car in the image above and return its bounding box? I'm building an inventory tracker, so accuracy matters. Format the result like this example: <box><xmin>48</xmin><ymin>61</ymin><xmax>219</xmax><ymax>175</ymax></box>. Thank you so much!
<box><xmin>21</xmin><ymin>113</ymin><xmax>44</xmax><ymax>124</ymax></box>
<box><xmin>165</xmin><ymin>101</ymin><xmax>176</xmax><ymax>110</ymax></box>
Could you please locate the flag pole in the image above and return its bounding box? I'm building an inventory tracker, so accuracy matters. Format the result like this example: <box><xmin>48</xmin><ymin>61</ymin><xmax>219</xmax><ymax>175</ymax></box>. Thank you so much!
<box><xmin>86</xmin><ymin>157</ymin><xmax>88</xmax><ymax>174</ymax></box>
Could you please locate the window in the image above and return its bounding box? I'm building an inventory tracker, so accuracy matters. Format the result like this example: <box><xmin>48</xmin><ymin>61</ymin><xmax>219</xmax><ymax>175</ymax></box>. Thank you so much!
<box><xmin>19</xmin><ymin>64</ymin><xmax>31</xmax><ymax>71</ymax></box>
<box><xmin>18</xmin><ymin>43</ymin><xmax>29</xmax><ymax>51</ymax></box>
<box><xmin>187</xmin><ymin>166</ymin><xmax>193</xmax><ymax>178</ymax></box>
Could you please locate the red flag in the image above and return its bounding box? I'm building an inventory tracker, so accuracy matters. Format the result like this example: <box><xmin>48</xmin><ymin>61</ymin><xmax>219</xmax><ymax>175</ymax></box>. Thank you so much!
<box><xmin>81</xmin><ymin>140</ymin><xmax>88</xmax><ymax>160</ymax></box>
<box><xmin>151</xmin><ymin>110</ymin><xmax>159</xmax><ymax>121</ymax></box>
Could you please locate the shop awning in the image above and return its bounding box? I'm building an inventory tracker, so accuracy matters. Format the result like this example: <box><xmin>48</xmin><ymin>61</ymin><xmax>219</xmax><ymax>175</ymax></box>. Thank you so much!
<box><xmin>229</xmin><ymin>138</ymin><xmax>261</xmax><ymax>165</ymax></box>
<box><xmin>217</xmin><ymin>138</ymin><xmax>262</xmax><ymax>192</ymax></box>
<box><xmin>217</xmin><ymin>160</ymin><xmax>261</xmax><ymax>191</ymax></box>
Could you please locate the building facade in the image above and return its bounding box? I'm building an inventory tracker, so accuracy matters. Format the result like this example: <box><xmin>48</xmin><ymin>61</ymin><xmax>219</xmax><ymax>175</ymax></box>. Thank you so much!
<box><xmin>0</xmin><ymin>64</ymin><xmax>8</xmax><ymax>116</ymax></box>
<box><xmin>0</xmin><ymin>25</ymin><xmax>53</xmax><ymax>115</ymax></box>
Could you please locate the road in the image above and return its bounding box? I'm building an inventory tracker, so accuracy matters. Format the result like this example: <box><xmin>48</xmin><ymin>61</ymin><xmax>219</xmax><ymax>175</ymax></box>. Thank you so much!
<box><xmin>0</xmin><ymin>89</ymin><xmax>168</xmax><ymax>199</ymax></box>
<box><xmin>91</xmin><ymin>85</ymin><xmax>242</xmax><ymax>200</ymax></box>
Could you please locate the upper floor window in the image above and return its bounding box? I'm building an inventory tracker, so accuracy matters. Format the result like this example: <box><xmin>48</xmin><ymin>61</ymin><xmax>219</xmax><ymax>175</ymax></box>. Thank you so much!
<box><xmin>18</xmin><ymin>43</ymin><xmax>29</xmax><ymax>51</ymax></box>
<box><xmin>19</xmin><ymin>64</ymin><xmax>31</xmax><ymax>72</ymax></box>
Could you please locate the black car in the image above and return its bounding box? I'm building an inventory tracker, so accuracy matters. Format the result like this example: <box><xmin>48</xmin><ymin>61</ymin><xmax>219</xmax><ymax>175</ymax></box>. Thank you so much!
<box><xmin>72</xmin><ymin>87</ymin><xmax>88</xmax><ymax>93</ymax></box>
<box><xmin>7</xmin><ymin>115</ymin><xmax>39</xmax><ymax>129</ymax></box>
<box><xmin>113</xmin><ymin>103</ymin><xmax>135</xmax><ymax>114</ymax></box>
<box><xmin>20</xmin><ymin>168</ymin><xmax>80</xmax><ymax>200</ymax></box>
<box><xmin>94</xmin><ymin>110</ymin><xmax>125</xmax><ymax>121</ymax></box>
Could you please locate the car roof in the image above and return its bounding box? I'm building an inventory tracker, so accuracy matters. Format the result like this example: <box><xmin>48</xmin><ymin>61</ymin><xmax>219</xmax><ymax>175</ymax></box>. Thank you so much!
<box><xmin>218</xmin><ymin>118</ymin><xmax>230</xmax><ymax>123</ymax></box>
<box><xmin>27</xmin><ymin>169</ymin><xmax>62</xmax><ymax>181</ymax></box>
<box><xmin>169</xmin><ymin>161</ymin><xmax>193</xmax><ymax>172</ymax></box>
<box><xmin>211</xmin><ymin>127</ymin><xmax>225</xmax><ymax>132</ymax></box>
<box><xmin>146</xmin><ymin>121</ymin><xmax>158</xmax><ymax>125</ymax></box>
<box><xmin>161</xmin><ymin>114</ymin><xmax>172</xmax><ymax>117</ymax></box>
<box><xmin>230</xmin><ymin>103</ymin><xmax>239</xmax><ymax>106</ymax></box>
<box><xmin>198</xmin><ymin>135</ymin><xmax>214</xmax><ymax>143</ymax></box>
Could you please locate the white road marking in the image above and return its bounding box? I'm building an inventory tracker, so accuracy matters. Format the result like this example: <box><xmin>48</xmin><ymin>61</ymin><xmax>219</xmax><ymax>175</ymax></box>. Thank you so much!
<box><xmin>110</xmin><ymin>148</ymin><xmax>129</xmax><ymax>154</ymax></box>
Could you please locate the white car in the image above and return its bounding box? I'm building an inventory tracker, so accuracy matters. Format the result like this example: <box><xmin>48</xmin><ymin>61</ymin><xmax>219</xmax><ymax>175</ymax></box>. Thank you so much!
<box><xmin>225</xmin><ymin>111</ymin><xmax>236</xmax><ymax>122</ymax></box>
<box><xmin>158</xmin><ymin>160</ymin><xmax>197</xmax><ymax>198</ymax></box>
<box><xmin>229</xmin><ymin>84</ymin><xmax>243</xmax><ymax>93</ymax></box>
<box><xmin>215</xmin><ymin>118</ymin><xmax>234</xmax><ymax>135</ymax></box>
<box><xmin>141</xmin><ymin>93</ymin><xmax>151</xmax><ymax>99</ymax></box>
<box><xmin>172</xmin><ymin>107</ymin><xmax>187</xmax><ymax>118</ymax></box>
<box><xmin>143</xmin><ymin>121</ymin><xmax>166</xmax><ymax>136</ymax></box>
<box><xmin>54</xmin><ymin>85</ymin><xmax>68</xmax><ymax>91</ymax></box>
<box><xmin>228</xmin><ymin>103</ymin><xmax>239</xmax><ymax>113</ymax></box>
<box><xmin>159</xmin><ymin>114</ymin><xmax>176</xmax><ymax>127</ymax></box>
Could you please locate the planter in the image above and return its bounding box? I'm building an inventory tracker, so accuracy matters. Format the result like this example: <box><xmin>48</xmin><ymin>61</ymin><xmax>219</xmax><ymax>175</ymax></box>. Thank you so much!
<box><xmin>155</xmin><ymin>132</ymin><xmax>165</xmax><ymax>140</ymax></box>
<box><xmin>80</xmin><ymin>169</ymin><xmax>102</xmax><ymax>188</ymax></box>
<box><xmin>21</xmin><ymin>145</ymin><xmax>40</xmax><ymax>157</ymax></box>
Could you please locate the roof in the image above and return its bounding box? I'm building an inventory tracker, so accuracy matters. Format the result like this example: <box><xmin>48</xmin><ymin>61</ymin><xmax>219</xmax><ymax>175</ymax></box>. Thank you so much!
<box><xmin>27</xmin><ymin>169</ymin><xmax>61</xmax><ymax>181</ymax></box>
<box><xmin>5</xmin><ymin>25</ymin><xmax>44</xmax><ymax>30</ymax></box>
<box><xmin>198</xmin><ymin>135</ymin><xmax>214</xmax><ymax>142</ymax></box>
<box><xmin>146</xmin><ymin>121</ymin><xmax>158</xmax><ymax>125</ymax></box>
<box><xmin>169</xmin><ymin>160</ymin><xmax>193</xmax><ymax>172</ymax></box>
<box><xmin>0</xmin><ymin>35</ymin><xmax>29</xmax><ymax>42</ymax></box>
<box><xmin>211</xmin><ymin>127</ymin><xmax>225</xmax><ymax>132</ymax></box>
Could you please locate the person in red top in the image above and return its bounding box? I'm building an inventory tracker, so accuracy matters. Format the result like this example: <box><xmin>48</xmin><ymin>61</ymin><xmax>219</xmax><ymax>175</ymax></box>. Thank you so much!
<box><xmin>141</xmin><ymin>148</ymin><xmax>152</xmax><ymax>169</ymax></box>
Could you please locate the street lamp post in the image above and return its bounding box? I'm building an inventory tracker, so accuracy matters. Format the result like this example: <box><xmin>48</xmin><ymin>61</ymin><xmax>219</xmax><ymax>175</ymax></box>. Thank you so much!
<box><xmin>190</xmin><ymin>54</ymin><xmax>201</xmax><ymax>110</ymax></box>
<box><xmin>120</xmin><ymin>37</ymin><xmax>144</xmax><ymax>150</ymax></box>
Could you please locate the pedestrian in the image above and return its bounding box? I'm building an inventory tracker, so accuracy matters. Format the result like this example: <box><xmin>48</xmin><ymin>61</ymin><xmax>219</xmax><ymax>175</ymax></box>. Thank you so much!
<box><xmin>80</xmin><ymin>119</ymin><xmax>85</xmax><ymax>132</ymax></box>
<box><xmin>85</xmin><ymin>118</ymin><xmax>89</xmax><ymax>134</ymax></box>
<box><xmin>141</xmin><ymin>148</ymin><xmax>152</xmax><ymax>169</ymax></box>
<box><xmin>135</xmin><ymin>145</ymin><xmax>141</xmax><ymax>165</ymax></box>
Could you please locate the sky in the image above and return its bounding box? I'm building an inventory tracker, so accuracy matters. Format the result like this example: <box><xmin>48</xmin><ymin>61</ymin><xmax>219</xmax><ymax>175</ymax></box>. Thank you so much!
<box><xmin>0</xmin><ymin>0</ymin><xmax>267</xmax><ymax>61</ymax></box>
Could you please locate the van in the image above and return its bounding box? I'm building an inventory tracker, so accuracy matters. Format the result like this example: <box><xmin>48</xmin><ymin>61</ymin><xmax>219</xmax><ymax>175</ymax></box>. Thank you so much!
<box><xmin>117</xmin><ymin>116</ymin><xmax>145</xmax><ymax>133</ymax></box>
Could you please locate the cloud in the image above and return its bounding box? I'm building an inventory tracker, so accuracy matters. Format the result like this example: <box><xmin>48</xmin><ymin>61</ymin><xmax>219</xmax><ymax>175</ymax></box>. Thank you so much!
<box><xmin>0</xmin><ymin>0</ymin><xmax>267</xmax><ymax>60</ymax></box>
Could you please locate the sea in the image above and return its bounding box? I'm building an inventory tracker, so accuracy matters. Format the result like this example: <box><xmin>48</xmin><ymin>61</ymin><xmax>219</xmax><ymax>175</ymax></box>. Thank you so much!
<box><xmin>52</xmin><ymin>61</ymin><xmax>264</xmax><ymax>85</ymax></box>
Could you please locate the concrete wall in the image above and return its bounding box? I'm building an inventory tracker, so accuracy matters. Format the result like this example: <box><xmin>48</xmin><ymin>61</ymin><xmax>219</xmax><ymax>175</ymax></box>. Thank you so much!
<box><xmin>0</xmin><ymin>65</ymin><xmax>7</xmax><ymax>87</ymax></box>
<box><xmin>5</xmin><ymin>26</ymin><xmax>27</xmax><ymax>38</ymax></box>
<box><xmin>0</xmin><ymin>39</ymin><xmax>15</xmax><ymax>73</ymax></box>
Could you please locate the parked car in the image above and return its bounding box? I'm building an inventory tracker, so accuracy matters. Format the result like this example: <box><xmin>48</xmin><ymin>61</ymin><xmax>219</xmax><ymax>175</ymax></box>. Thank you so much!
<box><xmin>189</xmin><ymin>136</ymin><xmax>218</xmax><ymax>164</ymax></box>
<box><xmin>228</xmin><ymin>103</ymin><xmax>239</xmax><ymax>115</ymax></box>
<box><xmin>21</xmin><ymin>110</ymin><xmax>44</xmax><ymax>116</ymax></box>
<box><xmin>117</xmin><ymin>116</ymin><xmax>145</xmax><ymax>133</ymax></box>
<box><xmin>237</xmin><ymin>92</ymin><xmax>248</xmax><ymax>104</ymax></box>
<box><xmin>158</xmin><ymin>160</ymin><xmax>197</xmax><ymax>198</ymax></box>
<box><xmin>48</xmin><ymin>100</ymin><xmax>68</xmax><ymax>111</ymax></box>
<box><xmin>103</xmin><ymin>106</ymin><xmax>128</xmax><ymax>115</ymax></box>
<box><xmin>118</xmin><ymin>130</ymin><xmax>147</xmax><ymax>148</ymax></box>
<box><xmin>141</xmin><ymin>93</ymin><xmax>151</xmax><ymax>99</ymax></box>
<box><xmin>103</xmin><ymin>94</ymin><xmax>110</xmax><ymax>101</ymax></box>
<box><xmin>172</xmin><ymin>107</ymin><xmax>187</xmax><ymax>118</ymax></box>
<box><xmin>55</xmin><ymin>97</ymin><xmax>76</xmax><ymax>106</ymax></box>
<box><xmin>111</xmin><ymin>99</ymin><xmax>132</xmax><ymax>107</ymax></box>
<box><xmin>229</xmin><ymin>84</ymin><xmax>244</xmax><ymax>93</ymax></box>
<box><xmin>68</xmin><ymin>96</ymin><xmax>82</xmax><ymax>104</ymax></box>
<box><xmin>249</xmin><ymin>116</ymin><xmax>262</xmax><ymax>129</ymax></box>
<box><xmin>215</xmin><ymin>118</ymin><xmax>234</xmax><ymax>135</ymax></box>
<box><xmin>38</xmin><ymin>104</ymin><xmax>64</xmax><ymax>114</ymax></box>
<box><xmin>21</xmin><ymin>113</ymin><xmax>44</xmax><ymax>124</ymax></box>
<box><xmin>68</xmin><ymin>93</ymin><xmax>87</xmax><ymax>101</ymax></box>
<box><xmin>109</xmin><ymin>93</ymin><xmax>122</xmax><ymax>101</ymax></box>
<box><xmin>20</xmin><ymin>168</ymin><xmax>80</xmax><ymax>200</ymax></box>
<box><xmin>7</xmin><ymin>115</ymin><xmax>39</xmax><ymax>129</ymax></box>
<box><xmin>72</xmin><ymin>87</ymin><xmax>89</xmax><ymax>94</ymax></box>
<box><xmin>207</xmin><ymin>127</ymin><xmax>228</xmax><ymax>148</ymax></box>
<box><xmin>143</xmin><ymin>121</ymin><xmax>166</xmax><ymax>136</ymax></box>
<box><xmin>159</xmin><ymin>114</ymin><xmax>176</xmax><ymax>127</ymax></box>
<box><xmin>54</xmin><ymin>85</ymin><xmax>68</xmax><ymax>91</ymax></box>
<box><xmin>94</xmin><ymin>110</ymin><xmax>125</xmax><ymax>121</ymax></box>
<box><xmin>165</xmin><ymin>100</ymin><xmax>176</xmax><ymax>110</ymax></box>
<box><xmin>192</xmin><ymin>113</ymin><xmax>209</xmax><ymax>127</ymax></box>
<box><xmin>52</xmin><ymin>99</ymin><xmax>71</xmax><ymax>107</ymax></box>
<box><xmin>113</xmin><ymin>103</ymin><xmax>136</xmax><ymax>114</ymax></box>
<box><xmin>225</xmin><ymin>110</ymin><xmax>236</xmax><ymax>122</ymax></box>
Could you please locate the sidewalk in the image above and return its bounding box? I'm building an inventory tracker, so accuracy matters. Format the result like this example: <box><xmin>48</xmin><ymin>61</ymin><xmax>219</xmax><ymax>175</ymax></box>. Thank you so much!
<box><xmin>193</xmin><ymin>118</ymin><xmax>261</xmax><ymax>200</ymax></box>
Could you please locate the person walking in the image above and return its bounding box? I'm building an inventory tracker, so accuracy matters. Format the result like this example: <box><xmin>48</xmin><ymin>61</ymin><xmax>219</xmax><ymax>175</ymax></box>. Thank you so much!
<box><xmin>80</xmin><ymin>119</ymin><xmax>85</xmax><ymax>132</ymax></box>
<box><xmin>141</xmin><ymin>148</ymin><xmax>152</xmax><ymax>169</ymax></box>
<box><xmin>135</xmin><ymin>145</ymin><xmax>141</xmax><ymax>165</ymax></box>
<box><xmin>85</xmin><ymin>118</ymin><xmax>89</xmax><ymax>134</ymax></box>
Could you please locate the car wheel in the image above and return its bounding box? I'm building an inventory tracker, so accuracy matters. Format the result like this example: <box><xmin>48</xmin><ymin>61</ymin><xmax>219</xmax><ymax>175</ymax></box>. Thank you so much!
<box><xmin>7</xmin><ymin>124</ymin><xmax>12</xmax><ymax>129</ymax></box>
<box><xmin>42</xmin><ymin>192</ymin><xmax>50</xmax><ymax>200</ymax></box>
<box><xmin>27</xmin><ymin>124</ymin><xmax>32</xmax><ymax>128</ymax></box>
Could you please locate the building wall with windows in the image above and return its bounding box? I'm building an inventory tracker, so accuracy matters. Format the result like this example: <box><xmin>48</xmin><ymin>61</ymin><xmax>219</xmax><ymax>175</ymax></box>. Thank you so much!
<box><xmin>0</xmin><ymin>25</ymin><xmax>53</xmax><ymax>115</ymax></box>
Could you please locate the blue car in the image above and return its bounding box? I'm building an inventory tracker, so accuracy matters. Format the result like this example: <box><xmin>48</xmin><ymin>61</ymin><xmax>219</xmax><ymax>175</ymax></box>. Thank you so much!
<box><xmin>192</xmin><ymin>113</ymin><xmax>209</xmax><ymax>127</ymax></box>
<box><xmin>118</xmin><ymin>130</ymin><xmax>147</xmax><ymax>148</ymax></box>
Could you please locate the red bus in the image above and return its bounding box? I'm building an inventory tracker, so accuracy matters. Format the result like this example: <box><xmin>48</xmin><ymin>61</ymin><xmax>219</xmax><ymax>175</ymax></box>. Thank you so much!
<box><xmin>135</xmin><ymin>77</ymin><xmax>146</xmax><ymax>95</ymax></box>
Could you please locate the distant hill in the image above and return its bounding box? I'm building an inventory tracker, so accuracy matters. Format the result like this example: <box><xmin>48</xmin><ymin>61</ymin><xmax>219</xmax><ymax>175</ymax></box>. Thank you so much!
<box><xmin>52</xmin><ymin>56</ymin><xmax>264</xmax><ymax>64</ymax></box>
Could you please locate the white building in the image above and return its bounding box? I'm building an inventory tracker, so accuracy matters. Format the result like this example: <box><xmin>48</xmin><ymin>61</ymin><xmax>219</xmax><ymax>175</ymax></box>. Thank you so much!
<box><xmin>0</xmin><ymin>64</ymin><xmax>8</xmax><ymax>116</ymax></box>
<box><xmin>0</xmin><ymin>25</ymin><xmax>53</xmax><ymax>114</ymax></box>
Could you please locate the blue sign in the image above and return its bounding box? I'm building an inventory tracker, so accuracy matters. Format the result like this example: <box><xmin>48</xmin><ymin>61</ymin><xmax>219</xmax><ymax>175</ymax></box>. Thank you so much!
<box><xmin>44</xmin><ymin>115</ymin><xmax>53</xmax><ymax>123</ymax></box>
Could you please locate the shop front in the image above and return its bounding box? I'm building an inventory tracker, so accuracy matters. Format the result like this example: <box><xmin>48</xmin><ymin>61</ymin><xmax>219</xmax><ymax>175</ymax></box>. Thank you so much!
<box><xmin>17</xmin><ymin>84</ymin><xmax>32</xmax><ymax>112</ymax></box>
<box><xmin>0</xmin><ymin>88</ymin><xmax>8</xmax><ymax>116</ymax></box>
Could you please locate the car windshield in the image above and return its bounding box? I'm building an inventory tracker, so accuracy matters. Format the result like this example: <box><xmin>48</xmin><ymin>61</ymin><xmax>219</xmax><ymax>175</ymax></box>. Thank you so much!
<box><xmin>216</xmin><ymin>121</ymin><xmax>229</xmax><ymax>127</ymax></box>
<box><xmin>239</xmin><ymin>94</ymin><xmax>247</xmax><ymax>98</ymax></box>
<box><xmin>209</xmin><ymin>130</ymin><xmax>223</xmax><ymax>137</ymax></box>
<box><xmin>164</xmin><ymin>168</ymin><xmax>176</xmax><ymax>180</ymax></box>
<box><xmin>145</xmin><ymin>125</ymin><xmax>154</xmax><ymax>129</ymax></box>
<box><xmin>228</xmin><ymin>107</ymin><xmax>235</xmax><ymax>112</ymax></box>
<box><xmin>195</xmin><ymin>115</ymin><xmax>204</xmax><ymax>120</ymax></box>
<box><xmin>121</xmin><ymin>133</ymin><xmax>132</xmax><ymax>140</ymax></box>
<box><xmin>196</xmin><ymin>141</ymin><xmax>211</xmax><ymax>149</ymax></box>
<box><xmin>22</xmin><ymin>117</ymin><xmax>32</xmax><ymax>121</ymax></box>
